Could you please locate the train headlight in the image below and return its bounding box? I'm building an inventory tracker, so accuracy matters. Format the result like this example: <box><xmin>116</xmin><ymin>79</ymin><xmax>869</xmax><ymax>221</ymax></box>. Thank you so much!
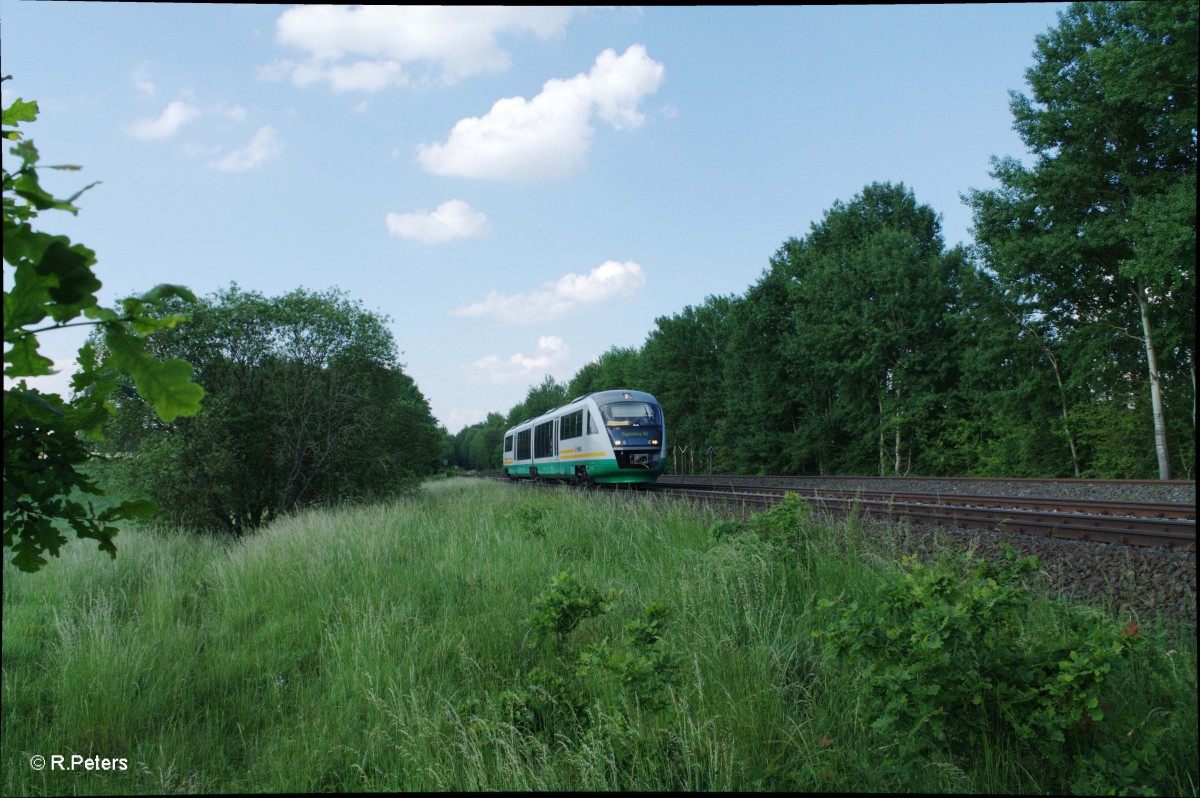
<box><xmin>651</xmin><ymin>440</ymin><xmax>659</xmax><ymax>445</ymax></box>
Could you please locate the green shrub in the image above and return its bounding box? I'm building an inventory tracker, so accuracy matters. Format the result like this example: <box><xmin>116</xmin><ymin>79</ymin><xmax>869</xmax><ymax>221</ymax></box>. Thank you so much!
<box><xmin>578</xmin><ymin>602</ymin><xmax>679</xmax><ymax>711</ymax></box>
<box><xmin>816</xmin><ymin>544</ymin><xmax>1166</xmax><ymax>792</ymax></box>
<box><xmin>708</xmin><ymin>493</ymin><xmax>814</xmax><ymax>550</ymax></box>
<box><xmin>708</xmin><ymin>518</ymin><xmax>745</xmax><ymax>542</ymax></box>
<box><xmin>495</xmin><ymin>665</ymin><xmax>586</xmax><ymax>734</ymax></box>
<box><xmin>504</xmin><ymin>572</ymin><xmax>679</xmax><ymax>748</ymax></box>
<box><xmin>526</xmin><ymin>571</ymin><xmax>616</xmax><ymax>644</ymax></box>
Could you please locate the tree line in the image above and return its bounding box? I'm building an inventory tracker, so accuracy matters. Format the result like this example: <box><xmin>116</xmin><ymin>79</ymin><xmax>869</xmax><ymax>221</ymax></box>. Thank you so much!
<box><xmin>449</xmin><ymin>1</ymin><xmax>1196</xmax><ymax>481</ymax></box>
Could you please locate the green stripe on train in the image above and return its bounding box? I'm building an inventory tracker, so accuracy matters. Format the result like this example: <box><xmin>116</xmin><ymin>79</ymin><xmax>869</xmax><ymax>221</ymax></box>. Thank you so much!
<box><xmin>504</xmin><ymin>458</ymin><xmax>664</xmax><ymax>484</ymax></box>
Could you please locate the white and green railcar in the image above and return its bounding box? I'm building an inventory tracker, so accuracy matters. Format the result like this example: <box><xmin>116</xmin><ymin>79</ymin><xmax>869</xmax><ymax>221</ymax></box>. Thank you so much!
<box><xmin>501</xmin><ymin>389</ymin><xmax>666</xmax><ymax>485</ymax></box>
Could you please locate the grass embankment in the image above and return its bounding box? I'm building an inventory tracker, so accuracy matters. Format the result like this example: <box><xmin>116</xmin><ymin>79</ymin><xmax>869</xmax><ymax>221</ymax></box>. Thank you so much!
<box><xmin>2</xmin><ymin>478</ymin><xmax>1196</xmax><ymax>794</ymax></box>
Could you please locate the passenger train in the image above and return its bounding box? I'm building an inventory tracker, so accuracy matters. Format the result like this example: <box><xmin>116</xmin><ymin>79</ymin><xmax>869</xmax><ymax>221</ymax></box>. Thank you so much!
<box><xmin>502</xmin><ymin>389</ymin><xmax>666</xmax><ymax>485</ymax></box>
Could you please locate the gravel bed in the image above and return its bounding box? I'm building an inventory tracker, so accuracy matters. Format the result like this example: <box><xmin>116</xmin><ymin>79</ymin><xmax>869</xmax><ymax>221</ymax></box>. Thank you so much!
<box><xmin>660</xmin><ymin>474</ymin><xmax>1196</xmax><ymax>505</ymax></box>
<box><xmin>875</xmin><ymin>519</ymin><xmax>1196</xmax><ymax>635</ymax></box>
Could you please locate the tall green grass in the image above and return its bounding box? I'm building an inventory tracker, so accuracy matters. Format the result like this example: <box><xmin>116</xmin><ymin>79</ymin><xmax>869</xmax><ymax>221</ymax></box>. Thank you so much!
<box><xmin>2</xmin><ymin>478</ymin><xmax>1196</xmax><ymax>794</ymax></box>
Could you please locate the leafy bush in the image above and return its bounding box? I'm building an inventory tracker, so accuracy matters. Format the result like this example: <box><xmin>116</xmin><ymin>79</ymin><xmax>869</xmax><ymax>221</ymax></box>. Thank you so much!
<box><xmin>579</xmin><ymin>602</ymin><xmax>679</xmax><ymax>711</ymax></box>
<box><xmin>494</xmin><ymin>665</ymin><xmax>587</xmax><ymax>734</ymax></box>
<box><xmin>708</xmin><ymin>493</ymin><xmax>815</xmax><ymax>550</ymax></box>
<box><xmin>526</xmin><ymin>571</ymin><xmax>615</xmax><ymax>644</ymax></box>
<box><xmin>504</xmin><ymin>573</ymin><xmax>679</xmax><ymax>743</ymax></box>
<box><xmin>100</xmin><ymin>284</ymin><xmax>442</xmax><ymax>534</ymax></box>
<box><xmin>817</xmin><ymin>544</ymin><xmax>1167</xmax><ymax>792</ymax></box>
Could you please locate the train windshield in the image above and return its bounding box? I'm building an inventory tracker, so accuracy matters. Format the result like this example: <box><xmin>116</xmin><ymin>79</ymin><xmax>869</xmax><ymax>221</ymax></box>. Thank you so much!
<box><xmin>598</xmin><ymin>401</ymin><xmax>660</xmax><ymax>427</ymax></box>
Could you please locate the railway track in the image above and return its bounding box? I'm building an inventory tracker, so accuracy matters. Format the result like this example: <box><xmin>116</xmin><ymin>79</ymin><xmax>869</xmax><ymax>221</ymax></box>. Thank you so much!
<box><xmin>481</xmin><ymin>471</ymin><xmax>1195</xmax><ymax>549</ymax></box>
<box><xmin>641</xmin><ymin>480</ymin><xmax>1195</xmax><ymax>550</ymax></box>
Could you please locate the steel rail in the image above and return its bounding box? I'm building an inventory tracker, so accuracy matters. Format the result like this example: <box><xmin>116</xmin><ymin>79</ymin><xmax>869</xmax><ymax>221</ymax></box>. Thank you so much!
<box><xmin>653</xmin><ymin>482</ymin><xmax>1195</xmax><ymax>520</ymax></box>
<box><xmin>664</xmin><ymin>473</ymin><xmax>1197</xmax><ymax>487</ymax></box>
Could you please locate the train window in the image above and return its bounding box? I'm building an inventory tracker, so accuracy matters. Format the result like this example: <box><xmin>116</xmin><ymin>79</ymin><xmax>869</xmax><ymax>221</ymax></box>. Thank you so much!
<box><xmin>534</xmin><ymin>421</ymin><xmax>555</xmax><ymax>458</ymax></box>
<box><xmin>504</xmin><ymin>435</ymin><xmax>513</xmax><ymax>453</ymax></box>
<box><xmin>599</xmin><ymin>401</ymin><xmax>660</xmax><ymax>427</ymax></box>
<box><xmin>516</xmin><ymin>429</ymin><xmax>531</xmax><ymax>460</ymax></box>
<box><xmin>560</xmin><ymin>410</ymin><xmax>583</xmax><ymax>440</ymax></box>
<box><xmin>587</xmin><ymin>411</ymin><xmax>597</xmax><ymax>435</ymax></box>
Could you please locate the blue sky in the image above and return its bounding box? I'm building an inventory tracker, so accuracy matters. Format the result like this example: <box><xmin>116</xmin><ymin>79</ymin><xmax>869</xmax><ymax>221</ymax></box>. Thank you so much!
<box><xmin>2</xmin><ymin>3</ymin><xmax>1068</xmax><ymax>432</ymax></box>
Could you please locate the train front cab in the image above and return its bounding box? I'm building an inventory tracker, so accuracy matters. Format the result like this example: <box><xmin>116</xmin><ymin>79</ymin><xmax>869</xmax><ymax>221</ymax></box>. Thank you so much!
<box><xmin>585</xmin><ymin>390</ymin><xmax>666</xmax><ymax>484</ymax></box>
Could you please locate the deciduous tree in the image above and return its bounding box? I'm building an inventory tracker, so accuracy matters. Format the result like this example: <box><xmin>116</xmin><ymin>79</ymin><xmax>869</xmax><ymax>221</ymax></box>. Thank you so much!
<box><xmin>781</xmin><ymin>182</ymin><xmax>964</xmax><ymax>475</ymax></box>
<box><xmin>102</xmin><ymin>284</ymin><xmax>439</xmax><ymax>534</ymax></box>
<box><xmin>640</xmin><ymin>296</ymin><xmax>732</xmax><ymax>465</ymax></box>
<box><xmin>966</xmin><ymin>0</ymin><xmax>1197</xmax><ymax>479</ymax></box>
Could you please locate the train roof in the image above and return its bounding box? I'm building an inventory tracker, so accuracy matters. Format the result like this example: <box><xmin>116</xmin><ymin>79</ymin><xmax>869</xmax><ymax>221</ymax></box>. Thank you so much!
<box><xmin>503</xmin><ymin>389</ymin><xmax>660</xmax><ymax>434</ymax></box>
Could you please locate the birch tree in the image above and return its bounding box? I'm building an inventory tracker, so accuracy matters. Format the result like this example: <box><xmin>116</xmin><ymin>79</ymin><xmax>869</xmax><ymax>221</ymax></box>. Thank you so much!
<box><xmin>966</xmin><ymin>0</ymin><xmax>1197</xmax><ymax>479</ymax></box>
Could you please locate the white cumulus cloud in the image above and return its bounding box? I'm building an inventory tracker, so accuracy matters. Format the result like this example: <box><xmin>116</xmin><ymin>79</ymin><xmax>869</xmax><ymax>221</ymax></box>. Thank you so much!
<box><xmin>386</xmin><ymin>199</ymin><xmax>490</xmax><ymax>244</ymax></box>
<box><xmin>416</xmin><ymin>44</ymin><xmax>664</xmax><ymax>181</ymax></box>
<box><xmin>265</xmin><ymin>6</ymin><xmax>573</xmax><ymax>92</ymax></box>
<box><xmin>466</xmin><ymin>335</ymin><xmax>571</xmax><ymax>384</ymax></box>
<box><xmin>453</xmin><ymin>260</ymin><xmax>646</xmax><ymax>324</ymax></box>
<box><xmin>125</xmin><ymin>100</ymin><xmax>200</xmax><ymax>140</ymax></box>
<box><xmin>208</xmin><ymin>126</ymin><xmax>283</xmax><ymax>172</ymax></box>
